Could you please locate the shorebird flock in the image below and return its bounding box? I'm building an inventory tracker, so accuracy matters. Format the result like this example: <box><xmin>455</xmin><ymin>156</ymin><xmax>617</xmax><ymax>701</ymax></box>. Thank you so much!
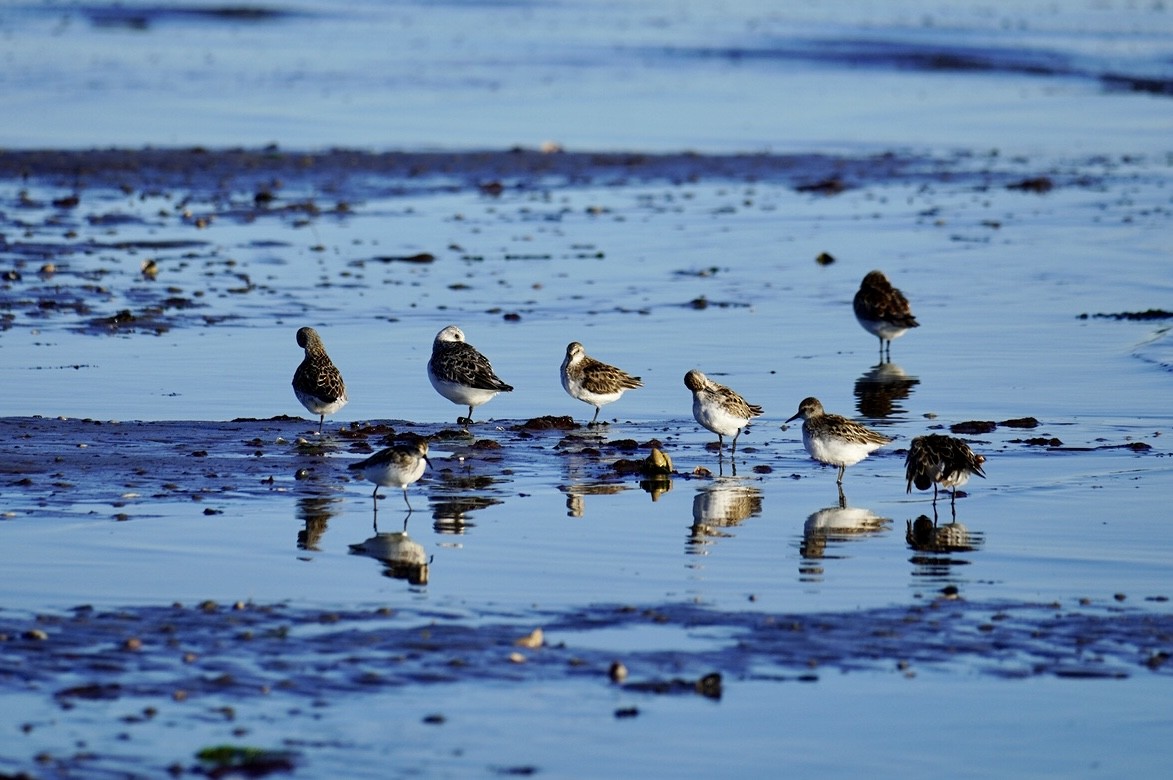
<box><xmin>293</xmin><ymin>271</ymin><xmax>986</xmax><ymax>514</ymax></box>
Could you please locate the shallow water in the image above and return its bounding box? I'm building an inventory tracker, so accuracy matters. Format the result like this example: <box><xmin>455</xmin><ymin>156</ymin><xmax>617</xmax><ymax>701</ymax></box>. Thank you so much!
<box><xmin>4</xmin><ymin>0</ymin><xmax>1172</xmax><ymax>154</ymax></box>
<box><xmin>3</xmin><ymin>158</ymin><xmax>1170</xmax><ymax>777</ymax></box>
<box><xmin>2</xmin><ymin>1</ymin><xmax>1172</xmax><ymax>777</ymax></box>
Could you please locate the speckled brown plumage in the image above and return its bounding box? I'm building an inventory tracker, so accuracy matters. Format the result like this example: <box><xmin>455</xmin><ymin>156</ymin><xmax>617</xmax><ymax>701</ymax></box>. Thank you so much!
<box><xmin>905</xmin><ymin>433</ymin><xmax>986</xmax><ymax>509</ymax></box>
<box><xmin>684</xmin><ymin>369</ymin><xmax>763</xmax><ymax>455</ymax></box>
<box><xmin>853</xmin><ymin>270</ymin><xmax>919</xmax><ymax>356</ymax></box>
<box><xmin>561</xmin><ymin>341</ymin><xmax>642</xmax><ymax>424</ymax></box>
<box><xmin>785</xmin><ymin>396</ymin><xmax>892</xmax><ymax>487</ymax></box>
<box><xmin>427</xmin><ymin>325</ymin><xmax>513</xmax><ymax>424</ymax></box>
<box><xmin>292</xmin><ymin>326</ymin><xmax>347</xmax><ymax>433</ymax></box>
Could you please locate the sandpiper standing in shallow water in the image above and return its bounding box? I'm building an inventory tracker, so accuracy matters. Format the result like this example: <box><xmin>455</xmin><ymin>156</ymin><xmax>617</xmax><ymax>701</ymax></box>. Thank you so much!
<box><xmin>786</xmin><ymin>396</ymin><xmax>891</xmax><ymax>492</ymax></box>
<box><xmin>561</xmin><ymin>342</ymin><xmax>643</xmax><ymax>425</ymax></box>
<box><xmin>427</xmin><ymin>325</ymin><xmax>513</xmax><ymax>424</ymax></box>
<box><xmin>905</xmin><ymin>433</ymin><xmax>986</xmax><ymax>513</ymax></box>
<box><xmin>348</xmin><ymin>437</ymin><xmax>431</xmax><ymax>514</ymax></box>
<box><xmin>292</xmin><ymin>326</ymin><xmax>348</xmax><ymax>434</ymax></box>
<box><xmin>684</xmin><ymin>369</ymin><xmax>764</xmax><ymax>456</ymax></box>
<box><xmin>853</xmin><ymin>270</ymin><xmax>919</xmax><ymax>359</ymax></box>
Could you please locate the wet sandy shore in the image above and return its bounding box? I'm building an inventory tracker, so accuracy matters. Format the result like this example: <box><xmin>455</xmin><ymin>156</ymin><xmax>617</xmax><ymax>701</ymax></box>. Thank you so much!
<box><xmin>0</xmin><ymin>146</ymin><xmax>1104</xmax><ymax>200</ymax></box>
<box><xmin>2</xmin><ymin>145</ymin><xmax>1171</xmax><ymax>778</ymax></box>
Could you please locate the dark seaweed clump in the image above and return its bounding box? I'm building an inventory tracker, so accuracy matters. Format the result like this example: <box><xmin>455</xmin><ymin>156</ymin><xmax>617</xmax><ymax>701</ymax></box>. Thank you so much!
<box><xmin>1080</xmin><ymin>309</ymin><xmax>1173</xmax><ymax>321</ymax></box>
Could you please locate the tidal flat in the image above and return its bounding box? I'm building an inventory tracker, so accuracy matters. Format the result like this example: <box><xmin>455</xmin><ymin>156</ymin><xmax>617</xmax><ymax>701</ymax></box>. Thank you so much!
<box><xmin>2</xmin><ymin>0</ymin><xmax>1172</xmax><ymax>776</ymax></box>
<box><xmin>1</xmin><ymin>145</ymin><xmax>1170</xmax><ymax>778</ymax></box>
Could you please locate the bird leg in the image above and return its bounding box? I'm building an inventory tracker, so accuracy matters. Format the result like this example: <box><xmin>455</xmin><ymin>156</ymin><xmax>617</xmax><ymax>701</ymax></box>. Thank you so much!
<box><xmin>836</xmin><ymin>464</ymin><xmax>846</xmax><ymax>486</ymax></box>
<box><xmin>590</xmin><ymin>407</ymin><xmax>601</xmax><ymax>425</ymax></box>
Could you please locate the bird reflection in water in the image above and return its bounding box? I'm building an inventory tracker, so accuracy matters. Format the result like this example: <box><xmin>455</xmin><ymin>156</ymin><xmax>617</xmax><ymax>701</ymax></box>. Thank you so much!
<box><xmin>906</xmin><ymin>514</ymin><xmax>983</xmax><ymax>553</ymax></box>
<box><xmin>853</xmin><ymin>361</ymin><xmax>919</xmax><ymax>419</ymax></box>
<box><xmin>799</xmin><ymin>502</ymin><xmax>890</xmax><ymax>563</ymax></box>
<box><xmin>687</xmin><ymin>480</ymin><xmax>763</xmax><ymax>552</ymax></box>
<box><xmin>562</xmin><ymin>482</ymin><xmax>629</xmax><ymax>518</ymax></box>
<box><xmin>431</xmin><ymin>496</ymin><xmax>503</xmax><ymax>535</ymax></box>
<box><xmin>906</xmin><ymin>514</ymin><xmax>985</xmax><ymax>580</ymax></box>
<box><xmin>349</xmin><ymin>515</ymin><xmax>430</xmax><ymax>585</ymax></box>
<box><xmin>295</xmin><ymin>495</ymin><xmax>343</xmax><ymax>553</ymax></box>
<box><xmin>427</xmin><ymin>470</ymin><xmax>504</xmax><ymax>535</ymax></box>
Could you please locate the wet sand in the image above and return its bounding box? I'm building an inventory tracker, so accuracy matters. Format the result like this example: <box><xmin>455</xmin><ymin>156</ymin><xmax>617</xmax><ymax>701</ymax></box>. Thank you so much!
<box><xmin>2</xmin><ymin>146</ymin><xmax>1171</xmax><ymax>777</ymax></box>
<box><xmin>4</xmin><ymin>2</ymin><xmax>1172</xmax><ymax>775</ymax></box>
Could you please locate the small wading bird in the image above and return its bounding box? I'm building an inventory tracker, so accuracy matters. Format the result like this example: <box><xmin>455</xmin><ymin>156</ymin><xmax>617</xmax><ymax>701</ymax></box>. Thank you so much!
<box><xmin>427</xmin><ymin>325</ymin><xmax>514</xmax><ymax>424</ymax></box>
<box><xmin>561</xmin><ymin>341</ymin><xmax>643</xmax><ymax>425</ymax></box>
<box><xmin>786</xmin><ymin>396</ymin><xmax>892</xmax><ymax>492</ymax></box>
<box><xmin>684</xmin><ymin>369</ymin><xmax>764</xmax><ymax>456</ymax></box>
<box><xmin>905</xmin><ymin>433</ymin><xmax>987</xmax><ymax>512</ymax></box>
<box><xmin>348</xmin><ymin>438</ymin><xmax>432</xmax><ymax>514</ymax></box>
<box><xmin>292</xmin><ymin>326</ymin><xmax>348</xmax><ymax>434</ymax></box>
<box><xmin>853</xmin><ymin>270</ymin><xmax>919</xmax><ymax>358</ymax></box>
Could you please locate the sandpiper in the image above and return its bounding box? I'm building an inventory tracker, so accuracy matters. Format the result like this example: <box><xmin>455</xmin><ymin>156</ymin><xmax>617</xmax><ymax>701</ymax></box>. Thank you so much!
<box><xmin>853</xmin><ymin>270</ymin><xmax>919</xmax><ymax>358</ymax></box>
<box><xmin>684</xmin><ymin>369</ymin><xmax>763</xmax><ymax>456</ymax></box>
<box><xmin>348</xmin><ymin>437</ymin><xmax>431</xmax><ymax>512</ymax></box>
<box><xmin>905</xmin><ymin>433</ymin><xmax>986</xmax><ymax>510</ymax></box>
<box><xmin>785</xmin><ymin>396</ymin><xmax>891</xmax><ymax>487</ymax></box>
<box><xmin>292</xmin><ymin>326</ymin><xmax>348</xmax><ymax>434</ymax></box>
<box><xmin>427</xmin><ymin>325</ymin><xmax>514</xmax><ymax>424</ymax></box>
<box><xmin>561</xmin><ymin>341</ymin><xmax>643</xmax><ymax>425</ymax></box>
